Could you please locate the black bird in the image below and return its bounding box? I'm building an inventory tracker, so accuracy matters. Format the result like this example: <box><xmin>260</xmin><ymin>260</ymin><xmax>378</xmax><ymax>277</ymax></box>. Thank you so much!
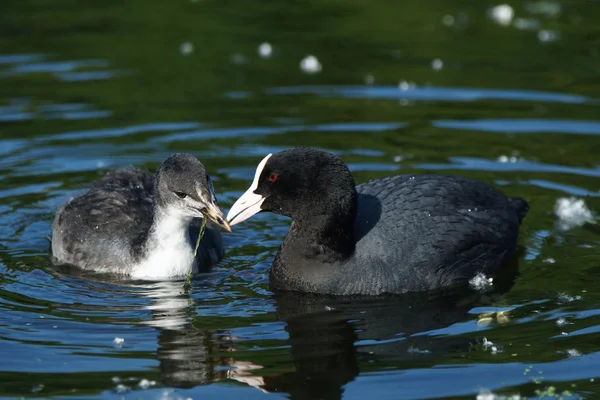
<box><xmin>227</xmin><ymin>147</ymin><xmax>528</xmax><ymax>295</ymax></box>
<box><xmin>52</xmin><ymin>153</ymin><xmax>231</xmax><ymax>279</ymax></box>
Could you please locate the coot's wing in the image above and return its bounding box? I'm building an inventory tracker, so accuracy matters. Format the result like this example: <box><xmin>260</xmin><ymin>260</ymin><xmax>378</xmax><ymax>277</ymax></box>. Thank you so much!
<box><xmin>355</xmin><ymin>175</ymin><xmax>526</xmax><ymax>291</ymax></box>
<box><xmin>51</xmin><ymin>169</ymin><xmax>155</xmax><ymax>270</ymax></box>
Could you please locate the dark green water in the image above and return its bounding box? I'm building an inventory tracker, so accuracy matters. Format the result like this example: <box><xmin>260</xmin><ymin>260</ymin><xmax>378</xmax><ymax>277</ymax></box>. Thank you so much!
<box><xmin>1</xmin><ymin>0</ymin><xmax>600</xmax><ymax>399</ymax></box>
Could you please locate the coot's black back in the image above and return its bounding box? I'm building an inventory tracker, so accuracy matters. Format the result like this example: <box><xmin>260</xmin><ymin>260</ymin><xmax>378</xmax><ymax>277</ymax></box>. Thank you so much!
<box><xmin>351</xmin><ymin>174</ymin><xmax>528</xmax><ymax>293</ymax></box>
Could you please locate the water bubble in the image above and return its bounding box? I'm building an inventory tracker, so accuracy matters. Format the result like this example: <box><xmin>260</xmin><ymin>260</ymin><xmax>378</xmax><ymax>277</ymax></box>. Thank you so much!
<box><xmin>557</xmin><ymin>292</ymin><xmax>583</xmax><ymax>303</ymax></box>
<box><xmin>407</xmin><ymin>346</ymin><xmax>431</xmax><ymax>354</ymax></box>
<box><xmin>525</xmin><ymin>1</ymin><xmax>561</xmax><ymax>16</ymax></box>
<box><xmin>431</xmin><ymin>58</ymin><xmax>443</xmax><ymax>71</ymax></box>
<box><xmin>470</xmin><ymin>272</ymin><xmax>493</xmax><ymax>291</ymax></box>
<box><xmin>364</xmin><ymin>74</ymin><xmax>375</xmax><ymax>85</ymax></box>
<box><xmin>482</xmin><ymin>337</ymin><xmax>503</xmax><ymax>354</ymax></box>
<box><xmin>258</xmin><ymin>42</ymin><xmax>272</xmax><ymax>58</ymax></box>
<box><xmin>555</xmin><ymin>197</ymin><xmax>594</xmax><ymax>230</ymax></box>
<box><xmin>513</xmin><ymin>18</ymin><xmax>541</xmax><ymax>30</ymax></box>
<box><xmin>300</xmin><ymin>55</ymin><xmax>322</xmax><ymax>74</ymax></box>
<box><xmin>113</xmin><ymin>337</ymin><xmax>125</xmax><ymax>348</ymax></box>
<box><xmin>231</xmin><ymin>53</ymin><xmax>246</xmax><ymax>65</ymax></box>
<box><xmin>398</xmin><ymin>80</ymin><xmax>410</xmax><ymax>91</ymax></box>
<box><xmin>138</xmin><ymin>379</ymin><xmax>156</xmax><ymax>389</ymax></box>
<box><xmin>567</xmin><ymin>349</ymin><xmax>581</xmax><ymax>357</ymax></box>
<box><xmin>179</xmin><ymin>42</ymin><xmax>194</xmax><ymax>56</ymax></box>
<box><xmin>543</xmin><ymin>258</ymin><xmax>555</xmax><ymax>264</ymax></box>
<box><xmin>114</xmin><ymin>384</ymin><xmax>129</xmax><ymax>394</ymax></box>
<box><xmin>489</xmin><ymin>4</ymin><xmax>514</xmax><ymax>26</ymax></box>
<box><xmin>442</xmin><ymin>14</ymin><xmax>455</xmax><ymax>26</ymax></box>
<box><xmin>31</xmin><ymin>384</ymin><xmax>44</xmax><ymax>393</ymax></box>
<box><xmin>538</xmin><ymin>30</ymin><xmax>559</xmax><ymax>43</ymax></box>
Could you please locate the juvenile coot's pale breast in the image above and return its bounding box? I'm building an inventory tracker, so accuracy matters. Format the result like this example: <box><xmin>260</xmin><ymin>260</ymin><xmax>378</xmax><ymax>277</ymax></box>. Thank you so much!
<box><xmin>227</xmin><ymin>147</ymin><xmax>528</xmax><ymax>295</ymax></box>
<box><xmin>51</xmin><ymin>153</ymin><xmax>232</xmax><ymax>279</ymax></box>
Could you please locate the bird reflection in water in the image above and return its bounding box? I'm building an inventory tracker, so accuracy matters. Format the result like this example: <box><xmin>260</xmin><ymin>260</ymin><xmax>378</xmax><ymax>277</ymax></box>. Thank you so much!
<box><xmin>50</xmin><ymin>252</ymin><xmax>518</xmax><ymax>399</ymax></box>
<box><xmin>230</xmin><ymin>256</ymin><xmax>519</xmax><ymax>400</ymax></box>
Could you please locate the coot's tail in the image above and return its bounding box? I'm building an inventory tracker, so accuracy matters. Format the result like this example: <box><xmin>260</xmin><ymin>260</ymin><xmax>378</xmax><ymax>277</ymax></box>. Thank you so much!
<box><xmin>509</xmin><ymin>197</ymin><xmax>529</xmax><ymax>223</ymax></box>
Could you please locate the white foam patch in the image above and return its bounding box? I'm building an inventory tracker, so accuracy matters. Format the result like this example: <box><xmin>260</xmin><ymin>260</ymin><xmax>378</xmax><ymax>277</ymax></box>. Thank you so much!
<box><xmin>488</xmin><ymin>4</ymin><xmax>514</xmax><ymax>26</ymax></box>
<box><xmin>300</xmin><ymin>55</ymin><xmax>322</xmax><ymax>74</ymax></box>
<box><xmin>567</xmin><ymin>349</ymin><xmax>582</xmax><ymax>357</ymax></box>
<box><xmin>138</xmin><ymin>379</ymin><xmax>156</xmax><ymax>389</ymax></box>
<box><xmin>469</xmin><ymin>272</ymin><xmax>493</xmax><ymax>291</ymax></box>
<box><xmin>555</xmin><ymin>197</ymin><xmax>595</xmax><ymax>230</ymax></box>
<box><xmin>477</xmin><ymin>390</ymin><xmax>521</xmax><ymax>400</ymax></box>
<box><xmin>483</xmin><ymin>337</ymin><xmax>502</xmax><ymax>355</ymax></box>
<box><xmin>258</xmin><ymin>42</ymin><xmax>272</xmax><ymax>58</ymax></box>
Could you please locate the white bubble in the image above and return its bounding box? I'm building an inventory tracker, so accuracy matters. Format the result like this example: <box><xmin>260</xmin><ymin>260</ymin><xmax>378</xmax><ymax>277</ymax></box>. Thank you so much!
<box><xmin>496</xmin><ymin>155</ymin><xmax>519</xmax><ymax>163</ymax></box>
<box><xmin>300</xmin><ymin>55</ymin><xmax>322</xmax><ymax>74</ymax></box>
<box><xmin>114</xmin><ymin>384</ymin><xmax>129</xmax><ymax>394</ymax></box>
<box><xmin>567</xmin><ymin>349</ymin><xmax>582</xmax><ymax>357</ymax></box>
<box><xmin>513</xmin><ymin>18</ymin><xmax>541</xmax><ymax>30</ymax></box>
<box><xmin>431</xmin><ymin>58</ymin><xmax>443</xmax><ymax>71</ymax></box>
<box><xmin>364</xmin><ymin>74</ymin><xmax>375</xmax><ymax>85</ymax></box>
<box><xmin>476</xmin><ymin>390</ymin><xmax>496</xmax><ymax>400</ymax></box>
<box><xmin>489</xmin><ymin>4</ymin><xmax>514</xmax><ymax>26</ymax></box>
<box><xmin>258</xmin><ymin>42</ymin><xmax>272</xmax><ymax>58</ymax></box>
<box><xmin>179</xmin><ymin>42</ymin><xmax>194</xmax><ymax>56</ymax></box>
<box><xmin>470</xmin><ymin>272</ymin><xmax>493</xmax><ymax>291</ymax></box>
<box><xmin>113</xmin><ymin>337</ymin><xmax>125</xmax><ymax>348</ymax></box>
<box><xmin>525</xmin><ymin>1</ymin><xmax>561</xmax><ymax>16</ymax></box>
<box><xmin>138</xmin><ymin>379</ymin><xmax>156</xmax><ymax>389</ymax></box>
<box><xmin>555</xmin><ymin>197</ymin><xmax>594</xmax><ymax>230</ymax></box>
<box><xmin>557</xmin><ymin>292</ymin><xmax>583</xmax><ymax>303</ymax></box>
<box><xmin>543</xmin><ymin>258</ymin><xmax>555</xmax><ymax>264</ymax></box>
<box><xmin>442</xmin><ymin>14</ymin><xmax>455</xmax><ymax>26</ymax></box>
<box><xmin>231</xmin><ymin>53</ymin><xmax>246</xmax><ymax>65</ymax></box>
<box><xmin>538</xmin><ymin>29</ymin><xmax>559</xmax><ymax>43</ymax></box>
<box><xmin>398</xmin><ymin>80</ymin><xmax>410</xmax><ymax>91</ymax></box>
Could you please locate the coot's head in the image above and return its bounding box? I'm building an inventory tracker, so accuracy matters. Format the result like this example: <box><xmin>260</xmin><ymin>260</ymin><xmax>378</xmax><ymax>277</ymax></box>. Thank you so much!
<box><xmin>155</xmin><ymin>154</ymin><xmax>232</xmax><ymax>232</ymax></box>
<box><xmin>227</xmin><ymin>147</ymin><xmax>357</xmax><ymax>226</ymax></box>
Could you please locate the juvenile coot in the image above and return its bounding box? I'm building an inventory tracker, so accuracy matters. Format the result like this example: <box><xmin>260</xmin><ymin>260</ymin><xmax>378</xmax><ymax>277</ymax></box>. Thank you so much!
<box><xmin>51</xmin><ymin>154</ymin><xmax>231</xmax><ymax>279</ymax></box>
<box><xmin>227</xmin><ymin>147</ymin><xmax>528</xmax><ymax>295</ymax></box>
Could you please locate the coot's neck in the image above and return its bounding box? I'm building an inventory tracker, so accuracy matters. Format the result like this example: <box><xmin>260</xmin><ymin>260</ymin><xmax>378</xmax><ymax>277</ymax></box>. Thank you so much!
<box><xmin>132</xmin><ymin>202</ymin><xmax>196</xmax><ymax>279</ymax></box>
<box><xmin>282</xmin><ymin>200</ymin><xmax>357</xmax><ymax>263</ymax></box>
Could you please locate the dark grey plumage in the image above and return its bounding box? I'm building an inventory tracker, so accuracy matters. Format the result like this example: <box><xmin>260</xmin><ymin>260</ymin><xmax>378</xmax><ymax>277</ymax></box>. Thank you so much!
<box><xmin>51</xmin><ymin>154</ymin><xmax>229</xmax><ymax>278</ymax></box>
<box><xmin>227</xmin><ymin>147</ymin><xmax>528</xmax><ymax>295</ymax></box>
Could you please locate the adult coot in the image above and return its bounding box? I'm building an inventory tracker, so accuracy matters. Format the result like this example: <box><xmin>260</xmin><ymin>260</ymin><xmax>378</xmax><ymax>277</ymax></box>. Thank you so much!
<box><xmin>51</xmin><ymin>154</ymin><xmax>231</xmax><ymax>279</ymax></box>
<box><xmin>227</xmin><ymin>147</ymin><xmax>528</xmax><ymax>295</ymax></box>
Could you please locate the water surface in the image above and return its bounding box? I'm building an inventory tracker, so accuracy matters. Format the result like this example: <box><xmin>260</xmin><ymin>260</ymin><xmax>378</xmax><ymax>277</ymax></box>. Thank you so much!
<box><xmin>1</xmin><ymin>0</ymin><xmax>600</xmax><ymax>399</ymax></box>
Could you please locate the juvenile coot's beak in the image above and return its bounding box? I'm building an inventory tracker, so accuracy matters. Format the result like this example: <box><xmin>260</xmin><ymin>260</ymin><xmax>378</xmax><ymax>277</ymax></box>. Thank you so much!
<box><xmin>227</xmin><ymin>153</ymin><xmax>272</xmax><ymax>226</ymax></box>
<box><xmin>196</xmin><ymin>181</ymin><xmax>232</xmax><ymax>232</ymax></box>
<box><xmin>202</xmin><ymin>199</ymin><xmax>232</xmax><ymax>232</ymax></box>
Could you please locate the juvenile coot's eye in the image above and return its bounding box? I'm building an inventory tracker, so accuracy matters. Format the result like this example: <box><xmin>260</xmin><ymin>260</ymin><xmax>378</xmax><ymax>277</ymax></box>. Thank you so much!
<box><xmin>174</xmin><ymin>191</ymin><xmax>187</xmax><ymax>199</ymax></box>
<box><xmin>268</xmin><ymin>173</ymin><xmax>277</xmax><ymax>183</ymax></box>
